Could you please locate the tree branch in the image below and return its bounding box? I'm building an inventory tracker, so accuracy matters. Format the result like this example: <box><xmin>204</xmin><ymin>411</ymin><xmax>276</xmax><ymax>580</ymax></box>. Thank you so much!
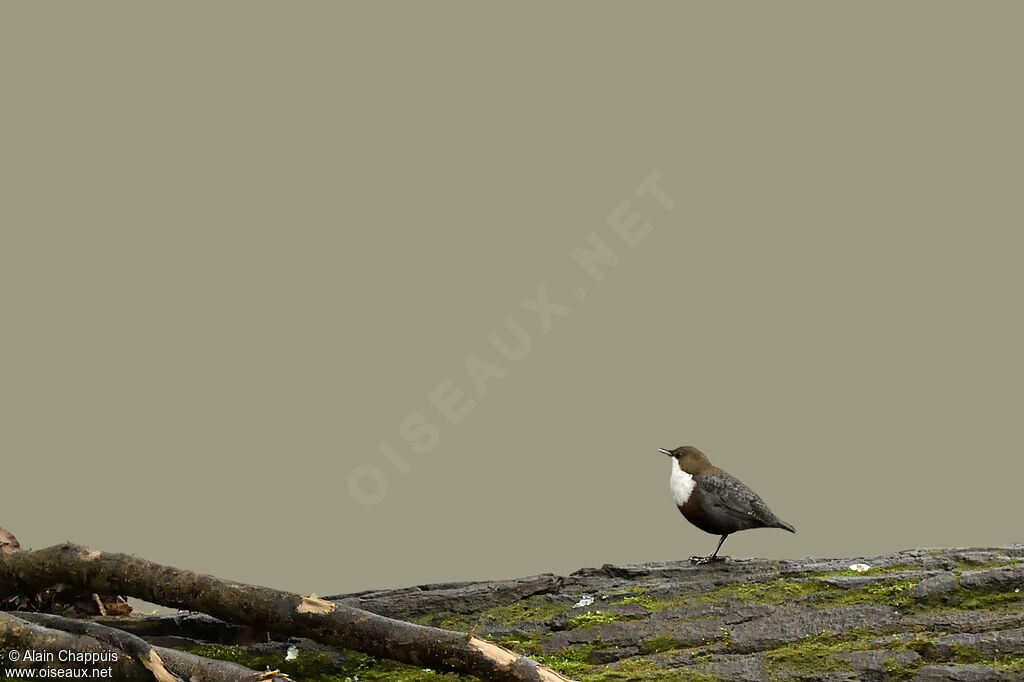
<box><xmin>0</xmin><ymin>611</ymin><xmax>174</xmax><ymax>681</ymax></box>
<box><xmin>12</xmin><ymin>612</ymin><xmax>291</xmax><ymax>682</ymax></box>
<box><xmin>0</xmin><ymin>542</ymin><xmax>574</xmax><ymax>682</ymax></box>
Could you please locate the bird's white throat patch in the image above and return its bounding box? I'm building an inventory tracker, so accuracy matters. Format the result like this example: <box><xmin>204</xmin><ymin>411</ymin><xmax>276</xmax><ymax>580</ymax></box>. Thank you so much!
<box><xmin>670</xmin><ymin>460</ymin><xmax>696</xmax><ymax>505</ymax></box>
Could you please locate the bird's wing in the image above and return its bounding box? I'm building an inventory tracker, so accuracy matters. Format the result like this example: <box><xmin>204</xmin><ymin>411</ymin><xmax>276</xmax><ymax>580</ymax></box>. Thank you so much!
<box><xmin>695</xmin><ymin>473</ymin><xmax>780</xmax><ymax>528</ymax></box>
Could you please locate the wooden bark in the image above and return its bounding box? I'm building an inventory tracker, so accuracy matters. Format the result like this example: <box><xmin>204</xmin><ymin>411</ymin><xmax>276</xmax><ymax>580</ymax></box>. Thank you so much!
<box><xmin>8</xmin><ymin>612</ymin><xmax>179</xmax><ymax>681</ymax></box>
<box><xmin>0</xmin><ymin>542</ymin><xmax>574</xmax><ymax>682</ymax></box>
<box><xmin>337</xmin><ymin>546</ymin><xmax>1024</xmax><ymax>681</ymax></box>
<box><xmin>9</xmin><ymin>612</ymin><xmax>289</xmax><ymax>682</ymax></box>
<box><xmin>89</xmin><ymin>612</ymin><xmax>266</xmax><ymax>645</ymax></box>
<box><xmin>0</xmin><ymin>611</ymin><xmax>177</xmax><ymax>681</ymax></box>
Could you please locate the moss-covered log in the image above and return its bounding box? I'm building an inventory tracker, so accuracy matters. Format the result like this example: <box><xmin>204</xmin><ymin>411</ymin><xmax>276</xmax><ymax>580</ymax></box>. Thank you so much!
<box><xmin>322</xmin><ymin>545</ymin><xmax>1024</xmax><ymax>681</ymax></box>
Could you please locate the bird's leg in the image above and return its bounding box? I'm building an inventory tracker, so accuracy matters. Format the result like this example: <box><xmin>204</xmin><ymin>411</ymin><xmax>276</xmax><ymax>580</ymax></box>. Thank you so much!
<box><xmin>690</xmin><ymin>535</ymin><xmax>730</xmax><ymax>565</ymax></box>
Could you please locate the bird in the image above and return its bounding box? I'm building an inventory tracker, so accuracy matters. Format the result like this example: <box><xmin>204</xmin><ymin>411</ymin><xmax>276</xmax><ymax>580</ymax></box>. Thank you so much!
<box><xmin>659</xmin><ymin>445</ymin><xmax>795</xmax><ymax>564</ymax></box>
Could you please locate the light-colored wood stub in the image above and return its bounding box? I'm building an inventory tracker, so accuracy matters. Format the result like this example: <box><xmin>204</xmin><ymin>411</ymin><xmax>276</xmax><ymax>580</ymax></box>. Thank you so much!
<box><xmin>140</xmin><ymin>650</ymin><xmax>178</xmax><ymax>682</ymax></box>
<box><xmin>468</xmin><ymin>636</ymin><xmax>518</xmax><ymax>666</ymax></box>
<box><xmin>468</xmin><ymin>637</ymin><xmax>576</xmax><ymax>681</ymax></box>
<box><xmin>296</xmin><ymin>595</ymin><xmax>336</xmax><ymax>614</ymax></box>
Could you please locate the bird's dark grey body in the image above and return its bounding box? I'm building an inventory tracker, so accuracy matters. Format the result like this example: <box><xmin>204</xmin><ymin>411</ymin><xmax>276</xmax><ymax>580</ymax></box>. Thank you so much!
<box><xmin>684</xmin><ymin>472</ymin><xmax>794</xmax><ymax>535</ymax></box>
<box><xmin>660</xmin><ymin>445</ymin><xmax>795</xmax><ymax>563</ymax></box>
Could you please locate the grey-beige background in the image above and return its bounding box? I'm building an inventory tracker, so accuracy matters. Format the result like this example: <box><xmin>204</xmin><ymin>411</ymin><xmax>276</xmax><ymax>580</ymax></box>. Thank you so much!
<box><xmin>3</xmin><ymin>3</ymin><xmax>1022</xmax><ymax>597</ymax></box>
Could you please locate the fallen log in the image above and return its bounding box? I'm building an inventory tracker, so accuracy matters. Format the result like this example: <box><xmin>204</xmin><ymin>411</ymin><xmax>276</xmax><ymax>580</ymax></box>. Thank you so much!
<box><xmin>0</xmin><ymin>542</ymin><xmax>574</xmax><ymax>682</ymax></box>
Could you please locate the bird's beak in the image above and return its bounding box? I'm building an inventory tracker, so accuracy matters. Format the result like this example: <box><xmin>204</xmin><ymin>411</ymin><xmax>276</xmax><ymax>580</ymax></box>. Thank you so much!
<box><xmin>658</xmin><ymin>448</ymin><xmax>673</xmax><ymax>457</ymax></box>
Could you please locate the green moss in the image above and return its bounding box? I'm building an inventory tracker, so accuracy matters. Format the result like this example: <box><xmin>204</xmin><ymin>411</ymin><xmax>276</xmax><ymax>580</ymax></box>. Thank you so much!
<box><xmin>601</xmin><ymin>657</ymin><xmax>719</xmax><ymax>681</ymax></box>
<box><xmin>537</xmin><ymin>651</ymin><xmax>719</xmax><ymax>682</ymax></box>
<box><xmin>763</xmin><ymin>630</ymin><xmax>871</xmax><ymax>674</ymax></box>
<box><xmin>413</xmin><ymin>613</ymin><xmax>473</xmax><ymax>631</ymax></box>
<box><xmin>328</xmin><ymin>655</ymin><xmax>469</xmax><ymax>681</ymax></box>
<box><xmin>761</xmin><ymin>629</ymin><xmax>942</xmax><ymax>680</ymax></box>
<box><xmin>951</xmin><ymin>588</ymin><xmax>1024</xmax><ymax>611</ymax></box>
<box><xmin>861</xmin><ymin>580</ymin><xmax>916</xmax><ymax>608</ymax></box>
<box><xmin>609</xmin><ymin>586</ymin><xmax>681</xmax><ymax>612</ymax></box>
<box><xmin>480</xmin><ymin>597</ymin><xmax>572</xmax><ymax>625</ymax></box>
<box><xmin>909</xmin><ymin>576</ymin><xmax>1024</xmax><ymax>613</ymax></box>
<box><xmin>534</xmin><ymin>644</ymin><xmax>599</xmax><ymax>678</ymax></box>
<box><xmin>682</xmin><ymin>576</ymin><xmax>917</xmax><ymax>609</ymax></box>
<box><xmin>882</xmin><ymin>655</ymin><xmax>924</xmax><ymax>682</ymax></box>
<box><xmin>182</xmin><ymin>645</ymin><xmax>303</xmax><ymax>677</ymax></box>
<box><xmin>420</xmin><ymin>596</ymin><xmax>572</xmax><ymax>631</ymax></box>
<box><xmin>589</xmin><ymin>568</ymin><xmax>1020</xmax><ymax>627</ymax></box>
<box><xmin>613</xmin><ymin>593</ymin><xmax>684</xmax><ymax>611</ymax></box>
<box><xmin>494</xmin><ymin>634</ymin><xmax>543</xmax><ymax>656</ymax></box>
<box><xmin>615</xmin><ymin>590</ymin><xmax>660</xmax><ymax>610</ymax></box>
<box><xmin>639</xmin><ymin>635</ymin><xmax>688</xmax><ymax>654</ymax></box>
<box><xmin>765</xmin><ymin>577</ymin><xmax>916</xmax><ymax>608</ymax></box>
<box><xmin>734</xmin><ymin>579</ymin><xmax>829</xmax><ymax>604</ymax></box>
<box><xmin>947</xmin><ymin>643</ymin><xmax>1024</xmax><ymax>672</ymax></box>
<box><xmin>608</xmin><ymin>575</ymin><xmax>916</xmax><ymax>614</ymax></box>
<box><xmin>567</xmin><ymin>610</ymin><xmax>619</xmax><ymax>629</ymax></box>
<box><xmin>608</xmin><ymin>580</ymin><xmax>825</xmax><ymax>612</ymax></box>
<box><xmin>904</xmin><ymin>633</ymin><xmax>939</xmax><ymax>658</ymax></box>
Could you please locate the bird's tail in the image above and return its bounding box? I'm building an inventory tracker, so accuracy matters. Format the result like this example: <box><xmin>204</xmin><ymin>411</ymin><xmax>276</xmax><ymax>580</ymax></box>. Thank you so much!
<box><xmin>776</xmin><ymin>520</ymin><xmax>796</xmax><ymax>533</ymax></box>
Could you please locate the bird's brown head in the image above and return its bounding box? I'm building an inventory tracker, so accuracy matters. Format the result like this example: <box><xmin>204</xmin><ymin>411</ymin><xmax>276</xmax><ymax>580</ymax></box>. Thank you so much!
<box><xmin>658</xmin><ymin>446</ymin><xmax>714</xmax><ymax>475</ymax></box>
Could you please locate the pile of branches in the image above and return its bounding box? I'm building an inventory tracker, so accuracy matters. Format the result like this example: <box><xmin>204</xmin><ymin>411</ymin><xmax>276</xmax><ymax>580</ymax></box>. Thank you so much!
<box><xmin>0</xmin><ymin>528</ymin><xmax>573</xmax><ymax>682</ymax></box>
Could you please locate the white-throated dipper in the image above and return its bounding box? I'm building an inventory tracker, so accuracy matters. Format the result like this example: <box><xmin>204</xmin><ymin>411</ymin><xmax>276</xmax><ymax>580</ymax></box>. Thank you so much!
<box><xmin>659</xmin><ymin>445</ymin><xmax>795</xmax><ymax>564</ymax></box>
